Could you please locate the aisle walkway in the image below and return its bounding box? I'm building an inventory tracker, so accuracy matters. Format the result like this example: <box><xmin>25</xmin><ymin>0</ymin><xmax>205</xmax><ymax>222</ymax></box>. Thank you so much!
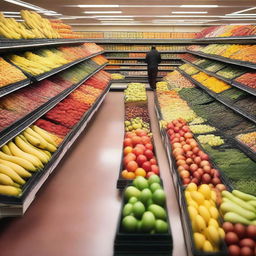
<box><xmin>0</xmin><ymin>91</ymin><xmax>186</xmax><ymax>256</ymax></box>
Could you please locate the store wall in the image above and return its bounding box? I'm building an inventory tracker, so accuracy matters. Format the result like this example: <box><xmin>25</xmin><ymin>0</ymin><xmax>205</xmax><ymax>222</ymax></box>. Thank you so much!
<box><xmin>73</xmin><ymin>26</ymin><xmax>203</xmax><ymax>32</ymax></box>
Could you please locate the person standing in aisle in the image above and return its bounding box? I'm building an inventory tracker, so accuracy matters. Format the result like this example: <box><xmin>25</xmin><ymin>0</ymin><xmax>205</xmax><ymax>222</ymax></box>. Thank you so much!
<box><xmin>145</xmin><ymin>46</ymin><xmax>161</xmax><ymax>90</ymax></box>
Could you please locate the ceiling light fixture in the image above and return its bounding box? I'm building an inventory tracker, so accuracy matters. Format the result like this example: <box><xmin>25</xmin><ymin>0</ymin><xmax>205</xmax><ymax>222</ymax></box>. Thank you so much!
<box><xmin>3</xmin><ymin>0</ymin><xmax>45</xmax><ymax>11</ymax></box>
<box><xmin>180</xmin><ymin>5</ymin><xmax>219</xmax><ymax>8</ymax></box>
<box><xmin>84</xmin><ymin>11</ymin><xmax>122</xmax><ymax>14</ymax></box>
<box><xmin>2</xmin><ymin>11</ymin><xmax>20</xmax><ymax>14</ymax></box>
<box><xmin>97</xmin><ymin>18</ymin><xmax>134</xmax><ymax>21</ymax></box>
<box><xmin>226</xmin><ymin>7</ymin><xmax>256</xmax><ymax>15</ymax></box>
<box><xmin>172</xmin><ymin>11</ymin><xmax>208</xmax><ymax>14</ymax></box>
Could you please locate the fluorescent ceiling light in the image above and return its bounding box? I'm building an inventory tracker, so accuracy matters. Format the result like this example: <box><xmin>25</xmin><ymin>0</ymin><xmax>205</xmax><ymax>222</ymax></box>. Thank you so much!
<box><xmin>97</xmin><ymin>18</ymin><xmax>134</xmax><ymax>21</ymax></box>
<box><xmin>92</xmin><ymin>16</ymin><xmax>134</xmax><ymax>18</ymax></box>
<box><xmin>2</xmin><ymin>11</ymin><xmax>20</xmax><ymax>14</ymax></box>
<box><xmin>172</xmin><ymin>11</ymin><xmax>208</xmax><ymax>14</ymax></box>
<box><xmin>227</xmin><ymin>7</ymin><xmax>256</xmax><ymax>15</ymax></box>
<box><xmin>221</xmin><ymin>19</ymin><xmax>256</xmax><ymax>21</ymax></box>
<box><xmin>3</xmin><ymin>0</ymin><xmax>44</xmax><ymax>11</ymax></box>
<box><xmin>4</xmin><ymin>15</ymin><xmax>21</xmax><ymax>17</ymax></box>
<box><xmin>180</xmin><ymin>5</ymin><xmax>218</xmax><ymax>8</ymax></box>
<box><xmin>43</xmin><ymin>13</ymin><xmax>62</xmax><ymax>16</ymax></box>
<box><xmin>84</xmin><ymin>11</ymin><xmax>122</xmax><ymax>14</ymax></box>
<box><xmin>78</xmin><ymin>5</ymin><xmax>119</xmax><ymax>8</ymax></box>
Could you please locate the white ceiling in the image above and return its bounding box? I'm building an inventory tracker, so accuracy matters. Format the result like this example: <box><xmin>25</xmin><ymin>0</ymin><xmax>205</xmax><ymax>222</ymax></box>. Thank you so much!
<box><xmin>1</xmin><ymin>0</ymin><xmax>256</xmax><ymax>27</ymax></box>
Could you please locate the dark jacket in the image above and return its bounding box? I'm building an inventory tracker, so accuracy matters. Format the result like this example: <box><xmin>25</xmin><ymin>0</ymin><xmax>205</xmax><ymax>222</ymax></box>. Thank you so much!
<box><xmin>145</xmin><ymin>49</ymin><xmax>161</xmax><ymax>69</ymax></box>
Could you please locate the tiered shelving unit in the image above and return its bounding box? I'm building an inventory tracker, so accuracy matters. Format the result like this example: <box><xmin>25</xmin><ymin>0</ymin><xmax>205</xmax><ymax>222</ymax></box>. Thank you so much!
<box><xmin>0</xmin><ymin>39</ymin><xmax>110</xmax><ymax>217</ymax></box>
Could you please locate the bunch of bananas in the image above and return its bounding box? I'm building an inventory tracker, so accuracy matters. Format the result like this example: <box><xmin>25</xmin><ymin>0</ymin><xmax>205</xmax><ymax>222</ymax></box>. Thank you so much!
<box><xmin>0</xmin><ymin>125</ymin><xmax>58</xmax><ymax>197</ymax></box>
<box><xmin>0</xmin><ymin>13</ymin><xmax>36</xmax><ymax>39</ymax></box>
<box><xmin>8</xmin><ymin>49</ymin><xmax>69</xmax><ymax>75</ymax></box>
<box><xmin>21</xmin><ymin>10</ymin><xmax>60</xmax><ymax>39</ymax></box>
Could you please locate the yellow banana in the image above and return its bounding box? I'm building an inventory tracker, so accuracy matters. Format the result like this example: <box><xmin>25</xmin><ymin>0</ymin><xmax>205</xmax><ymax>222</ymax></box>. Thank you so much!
<box><xmin>13</xmin><ymin>183</ymin><xmax>21</xmax><ymax>188</ymax></box>
<box><xmin>14</xmin><ymin>136</ymin><xmax>49</xmax><ymax>164</ymax></box>
<box><xmin>0</xmin><ymin>151</ymin><xmax>36</xmax><ymax>171</ymax></box>
<box><xmin>0</xmin><ymin>159</ymin><xmax>31</xmax><ymax>178</ymax></box>
<box><xmin>32</xmin><ymin>125</ymin><xmax>57</xmax><ymax>147</ymax></box>
<box><xmin>0</xmin><ymin>185</ymin><xmax>21</xmax><ymax>196</ymax></box>
<box><xmin>25</xmin><ymin>128</ymin><xmax>56</xmax><ymax>152</ymax></box>
<box><xmin>0</xmin><ymin>173</ymin><xmax>14</xmax><ymax>186</ymax></box>
<box><xmin>23</xmin><ymin>131</ymin><xmax>45</xmax><ymax>148</ymax></box>
<box><xmin>0</xmin><ymin>164</ymin><xmax>25</xmax><ymax>185</ymax></box>
<box><xmin>1</xmin><ymin>145</ymin><xmax>12</xmax><ymax>155</ymax></box>
<box><xmin>205</xmin><ymin>226</ymin><xmax>220</xmax><ymax>247</ymax></box>
<box><xmin>8</xmin><ymin>141</ymin><xmax>43</xmax><ymax>169</ymax></box>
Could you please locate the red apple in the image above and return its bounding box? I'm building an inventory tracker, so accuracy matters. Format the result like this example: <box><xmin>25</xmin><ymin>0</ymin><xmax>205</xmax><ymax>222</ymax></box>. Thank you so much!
<box><xmin>182</xmin><ymin>178</ymin><xmax>191</xmax><ymax>185</ymax></box>
<box><xmin>190</xmin><ymin>164</ymin><xmax>198</xmax><ymax>172</ymax></box>
<box><xmin>145</xmin><ymin>143</ymin><xmax>153</xmax><ymax>150</ymax></box>
<box><xmin>142</xmin><ymin>161</ymin><xmax>151</xmax><ymax>172</ymax></box>
<box><xmin>144</xmin><ymin>149</ymin><xmax>154</xmax><ymax>160</ymax></box>
<box><xmin>150</xmin><ymin>158</ymin><xmax>157</xmax><ymax>165</ymax></box>
<box><xmin>191</xmin><ymin>178</ymin><xmax>200</xmax><ymax>185</ymax></box>
<box><xmin>124</xmin><ymin>138</ymin><xmax>133</xmax><ymax>147</ymax></box>
<box><xmin>202</xmin><ymin>173</ymin><xmax>211</xmax><ymax>184</ymax></box>
<box><xmin>141</xmin><ymin>136</ymin><xmax>151</xmax><ymax>145</ymax></box>
<box><xmin>151</xmin><ymin>165</ymin><xmax>159</xmax><ymax>175</ymax></box>
<box><xmin>186</xmin><ymin>158</ymin><xmax>193</xmax><ymax>165</ymax></box>
<box><xmin>136</xmin><ymin>155</ymin><xmax>147</xmax><ymax>166</ymax></box>
<box><xmin>132</xmin><ymin>147</ymin><xmax>144</xmax><ymax>156</ymax></box>
<box><xmin>146</xmin><ymin>171</ymin><xmax>155</xmax><ymax>178</ymax></box>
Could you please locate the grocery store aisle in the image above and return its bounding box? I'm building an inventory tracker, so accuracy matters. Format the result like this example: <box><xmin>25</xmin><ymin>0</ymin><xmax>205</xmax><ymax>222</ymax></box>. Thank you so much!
<box><xmin>0</xmin><ymin>90</ymin><xmax>186</xmax><ymax>256</ymax></box>
<box><xmin>0</xmin><ymin>92</ymin><xmax>124</xmax><ymax>256</ymax></box>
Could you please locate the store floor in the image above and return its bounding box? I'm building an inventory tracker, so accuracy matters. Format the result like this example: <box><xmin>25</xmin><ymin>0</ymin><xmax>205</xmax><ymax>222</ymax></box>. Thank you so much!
<box><xmin>0</xmin><ymin>90</ymin><xmax>186</xmax><ymax>256</ymax></box>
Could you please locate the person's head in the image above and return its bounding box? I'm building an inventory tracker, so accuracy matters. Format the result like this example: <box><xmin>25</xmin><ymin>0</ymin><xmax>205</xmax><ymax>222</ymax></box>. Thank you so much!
<box><xmin>151</xmin><ymin>45</ymin><xmax>156</xmax><ymax>50</ymax></box>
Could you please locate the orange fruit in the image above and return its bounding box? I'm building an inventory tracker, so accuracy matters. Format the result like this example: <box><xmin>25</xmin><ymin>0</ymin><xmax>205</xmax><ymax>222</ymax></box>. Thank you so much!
<box><xmin>126</xmin><ymin>172</ymin><xmax>136</xmax><ymax>179</ymax></box>
<box><xmin>122</xmin><ymin>170</ymin><xmax>128</xmax><ymax>178</ymax></box>
<box><xmin>124</xmin><ymin>146</ymin><xmax>133</xmax><ymax>156</ymax></box>
<box><xmin>135</xmin><ymin>168</ymin><xmax>146</xmax><ymax>177</ymax></box>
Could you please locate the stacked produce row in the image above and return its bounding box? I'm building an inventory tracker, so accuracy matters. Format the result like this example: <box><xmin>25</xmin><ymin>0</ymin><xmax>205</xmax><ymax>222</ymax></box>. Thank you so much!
<box><xmin>0</xmin><ymin>56</ymin><xmax>108</xmax><ymax>133</ymax></box>
<box><xmin>115</xmin><ymin>83</ymin><xmax>172</xmax><ymax>255</ymax></box>
<box><xmin>0</xmin><ymin>70</ymin><xmax>111</xmax><ymax>200</ymax></box>
<box><xmin>154</xmin><ymin>72</ymin><xmax>256</xmax><ymax>255</ymax></box>
<box><xmin>105</xmin><ymin>53</ymin><xmax>183</xmax><ymax>59</ymax></box>
<box><xmin>0</xmin><ymin>11</ymin><xmax>83</xmax><ymax>39</ymax></box>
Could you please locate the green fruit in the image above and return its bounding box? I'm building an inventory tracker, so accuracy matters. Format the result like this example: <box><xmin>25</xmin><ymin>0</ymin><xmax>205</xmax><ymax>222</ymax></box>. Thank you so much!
<box><xmin>128</xmin><ymin>197</ymin><xmax>138</xmax><ymax>204</ymax></box>
<box><xmin>150</xmin><ymin>183</ymin><xmax>162</xmax><ymax>193</ymax></box>
<box><xmin>133</xmin><ymin>176</ymin><xmax>148</xmax><ymax>190</ymax></box>
<box><xmin>155</xmin><ymin>220</ymin><xmax>168</xmax><ymax>233</ymax></box>
<box><xmin>148</xmin><ymin>175</ymin><xmax>161</xmax><ymax>186</ymax></box>
<box><xmin>123</xmin><ymin>203</ymin><xmax>133</xmax><ymax>217</ymax></box>
<box><xmin>137</xmin><ymin>220</ymin><xmax>142</xmax><ymax>231</ymax></box>
<box><xmin>148</xmin><ymin>204</ymin><xmax>167</xmax><ymax>220</ymax></box>
<box><xmin>139</xmin><ymin>188</ymin><xmax>152</xmax><ymax>204</ymax></box>
<box><xmin>122</xmin><ymin>216</ymin><xmax>138</xmax><ymax>232</ymax></box>
<box><xmin>152</xmin><ymin>189</ymin><xmax>166</xmax><ymax>206</ymax></box>
<box><xmin>146</xmin><ymin>198</ymin><xmax>154</xmax><ymax>208</ymax></box>
<box><xmin>124</xmin><ymin>121</ymin><xmax>131</xmax><ymax>126</ymax></box>
<box><xmin>125</xmin><ymin>186</ymin><xmax>141</xmax><ymax>201</ymax></box>
<box><xmin>133</xmin><ymin>202</ymin><xmax>145</xmax><ymax>218</ymax></box>
<box><xmin>141</xmin><ymin>211</ymin><xmax>156</xmax><ymax>232</ymax></box>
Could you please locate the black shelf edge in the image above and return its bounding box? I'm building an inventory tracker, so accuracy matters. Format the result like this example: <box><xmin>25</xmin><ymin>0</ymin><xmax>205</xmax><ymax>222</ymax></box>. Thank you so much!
<box><xmin>106</xmin><ymin>63</ymin><xmax>181</xmax><ymax>66</ymax></box>
<box><xmin>0</xmin><ymin>81</ymin><xmax>111</xmax><ymax>212</ymax></box>
<box><xmin>105</xmin><ymin>68</ymin><xmax>176</xmax><ymax>72</ymax></box>
<box><xmin>0</xmin><ymin>38</ymin><xmax>97</xmax><ymax>52</ymax></box>
<box><xmin>105</xmin><ymin>57</ymin><xmax>182</xmax><ymax>60</ymax></box>
<box><xmin>182</xmin><ymin>59</ymin><xmax>256</xmax><ymax>97</ymax></box>
<box><xmin>0</xmin><ymin>79</ymin><xmax>30</xmax><ymax>98</ymax></box>
<box><xmin>178</xmin><ymin>68</ymin><xmax>256</xmax><ymax>125</ymax></box>
<box><xmin>187</xmin><ymin>50</ymin><xmax>256</xmax><ymax>70</ymax></box>
<box><xmin>0</xmin><ymin>63</ymin><xmax>107</xmax><ymax>148</ymax></box>
<box><xmin>105</xmin><ymin>50</ymin><xmax>187</xmax><ymax>53</ymax></box>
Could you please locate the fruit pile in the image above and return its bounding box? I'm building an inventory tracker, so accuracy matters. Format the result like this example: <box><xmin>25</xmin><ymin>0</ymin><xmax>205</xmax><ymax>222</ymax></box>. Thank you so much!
<box><xmin>125</xmin><ymin>105</ymin><xmax>150</xmax><ymax>123</ymax></box>
<box><xmin>180</xmin><ymin>64</ymin><xmax>199</xmax><ymax>75</ymax></box>
<box><xmin>192</xmin><ymin>72</ymin><xmax>231</xmax><ymax>93</ymax></box>
<box><xmin>167</xmin><ymin>119</ymin><xmax>223</xmax><ymax>186</ymax></box>
<box><xmin>189</xmin><ymin>117</ymin><xmax>206</xmax><ymax>125</ymax></box>
<box><xmin>0</xmin><ymin>58</ymin><xmax>27</xmax><ymax>87</ymax></box>
<box><xmin>156</xmin><ymin>81</ymin><xmax>169</xmax><ymax>92</ymax></box>
<box><xmin>164</xmin><ymin>70</ymin><xmax>195</xmax><ymax>89</ymax></box>
<box><xmin>236</xmin><ymin>132</ymin><xmax>256</xmax><ymax>152</ymax></box>
<box><xmin>0</xmin><ymin>126</ymin><xmax>58</xmax><ymax>196</ymax></box>
<box><xmin>103</xmin><ymin>44</ymin><xmax>185</xmax><ymax>51</ymax></box>
<box><xmin>180</xmin><ymin>53</ymin><xmax>199</xmax><ymax>63</ymax></box>
<box><xmin>91</xmin><ymin>55</ymin><xmax>108</xmax><ymax>65</ymax></box>
<box><xmin>197</xmin><ymin>135</ymin><xmax>224</xmax><ymax>147</ymax></box>
<box><xmin>124</xmin><ymin>83</ymin><xmax>147</xmax><ymax>102</ymax></box>
<box><xmin>122</xmin><ymin>175</ymin><xmax>168</xmax><ymax>233</ymax></box>
<box><xmin>221</xmin><ymin>190</ymin><xmax>256</xmax><ymax>226</ymax></box>
<box><xmin>122</xmin><ymin>129</ymin><xmax>159</xmax><ymax>180</ymax></box>
<box><xmin>189</xmin><ymin>124</ymin><xmax>216</xmax><ymax>134</ymax></box>
<box><xmin>111</xmin><ymin>73</ymin><xmax>125</xmax><ymax>80</ymax></box>
<box><xmin>185</xmin><ymin>183</ymin><xmax>226</xmax><ymax>252</ymax></box>
<box><xmin>235</xmin><ymin>72</ymin><xmax>256</xmax><ymax>89</ymax></box>
<box><xmin>124</xmin><ymin>118</ymin><xmax>150</xmax><ymax>133</ymax></box>
<box><xmin>157</xmin><ymin>90</ymin><xmax>197</xmax><ymax>122</ymax></box>
<box><xmin>216</xmin><ymin>66</ymin><xmax>245</xmax><ymax>79</ymax></box>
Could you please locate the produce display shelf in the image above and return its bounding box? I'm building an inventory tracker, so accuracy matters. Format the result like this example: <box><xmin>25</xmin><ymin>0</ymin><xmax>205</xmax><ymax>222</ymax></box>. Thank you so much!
<box><xmin>105</xmin><ymin>68</ymin><xmax>176</xmax><ymax>72</ymax></box>
<box><xmin>106</xmin><ymin>57</ymin><xmax>182</xmax><ymax>60</ymax></box>
<box><xmin>0</xmin><ymin>38</ymin><xmax>92</xmax><ymax>52</ymax></box>
<box><xmin>178</xmin><ymin>69</ymin><xmax>256</xmax><ymax>125</ymax></box>
<box><xmin>0</xmin><ymin>63</ymin><xmax>107</xmax><ymax>148</ymax></box>
<box><xmin>187</xmin><ymin>50</ymin><xmax>256</xmax><ymax>70</ymax></box>
<box><xmin>110</xmin><ymin>83</ymin><xmax>151</xmax><ymax>91</ymax></box>
<box><xmin>105</xmin><ymin>50</ymin><xmax>187</xmax><ymax>53</ymax></box>
<box><xmin>0</xmin><ymin>78</ymin><xmax>31</xmax><ymax>98</ymax></box>
<box><xmin>193</xmin><ymin>36</ymin><xmax>256</xmax><ymax>44</ymax></box>
<box><xmin>107</xmin><ymin>63</ymin><xmax>180</xmax><ymax>66</ymax></box>
<box><xmin>0</xmin><ymin>81</ymin><xmax>111</xmax><ymax>216</ymax></box>
<box><xmin>182</xmin><ymin>59</ymin><xmax>256</xmax><ymax>97</ymax></box>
